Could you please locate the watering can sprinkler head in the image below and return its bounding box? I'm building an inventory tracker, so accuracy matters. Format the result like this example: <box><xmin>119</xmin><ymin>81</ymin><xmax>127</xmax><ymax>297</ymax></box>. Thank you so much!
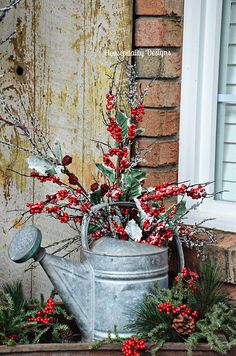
<box><xmin>9</xmin><ymin>225</ymin><xmax>45</xmax><ymax>263</ymax></box>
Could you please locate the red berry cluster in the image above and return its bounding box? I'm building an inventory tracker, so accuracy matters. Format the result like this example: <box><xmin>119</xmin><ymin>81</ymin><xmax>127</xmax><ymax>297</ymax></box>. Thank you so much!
<box><xmin>67</xmin><ymin>194</ymin><xmax>79</xmax><ymax>207</ymax></box>
<box><xmin>128</xmin><ymin>123</ymin><xmax>136</xmax><ymax>140</ymax></box>
<box><xmin>119</xmin><ymin>159</ymin><xmax>130</xmax><ymax>172</ymax></box>
<box><xmin>186</xmin><ymin>185</ymin><xmax>207</xmax><ymax>199</ymax></box>
<box><xmin>30</xmin><ymin>172</ymin><xmax>62</xmax><ymax>185</ymax></box>
<box><xmin>73</xmin><ymin>216</ymin><xmax>82</xmax><ymax>224</ymax></box>
<box><xmin>43</xmin><ymin>297</ymin><xmax>55</xmax><ymax>314</ymax></box>
<box><xmin>158</xmin><ymin>301</ymin><xmax>198</xmax><ymax>320</ymax></box>
<box><xmin>145</xmin><ymin>222</ymin><xmax>173</xmax><ymax>247</ymax></box>
<box><xmin>140</xmin><ymin>200</ymin><xmax>165</xmax><ymax>217</ymax></box>
<box><xmin>143</xmin><ymin>219</ymin><xmax>152</xmax><ymax>231</ymax></box>
<box><xmin>52</xmin><ymin>189</ymin><xmax>69</xmax><ymax>202</ymax></box>
<box><xmin>106</xmin><ymin>188</ymin><xmax>124</xmax><ymax>201</ymax></box>
<box><xmin>175</xmin><ymin>267</ymin><xmax>199</xmax><ymax>289</ymax></box>
<box><xmin>153</xmin><ymin>183</ymin><xmax>188</xmax><ymax>200</ymax></box>
<box><xmin>91</xmin><ymin>229</ymin><xmax>105</xmax><ymax>240</ymax></box>
<box><xmin>112</xmin><ymin>220</ymin><xmax>128</xmax><ymax>240</ymax></box>
<box><xmin>80</xmin><ymin>201</ymin><xmax>93</xmax><ymax>213</ymax></box>
<box><xmin>168</xmin><ymin>206</ymin><xmax>177</xmax><ymax>218</ymax></box>
<box><xmin>131</xmin><ymin>104</ymin><xmax>145</xmax><ymax>122</ymax></box>
<box><xmin>26</xmin><ymin>201</ymin><xmax>44</xmax><ymax>214</ymax></box>
<box><xmin>106</xmin><ymin>92</ymin><xmax>115</xmax><ymax>111</ymax></box>
<box><xmin>27</xmin><ymin>298</ymin><xmax>55</xmax><ymax>325</ymax></box>
<box><xmin>178</xmin><ymin>225</ymin><xmax>191</xmax><ymax>238</ymax></box>
<box><xmin>103</xmin><ymin>153</ymin><xmax>115</xmax><ymax>169</ymax></box>
<box><xmin>8</xmin><ymin>334</ymin><xmax>18</xmax><ymax>341</ymax></box>
<box><xmin>27</xmin><ymin>186</ymin><xmax>94</xmax><ymax>226</ymax></box>
<box><xmin>58</xmin><ymin>212</ymin><xmax>69</xmax><ymax>223</ymax></box>
<box><xmin>122</xmin><ymin>337</ymin><xmax>146</xmax><ymax>356</ymax></box>
<box><xmin>45</xmin><ymin>205</ymin><xmax>61</xmax><ymax>214</ymax></box>
<box><xmin>107</xmin><ymin>121</ymin><xmax>123</xmax><ymax>143</ymax></box>
<box><xmin>108</xmin><ymin>147</ymin><xmax>128</xmax><ymax>159</ymax></box>
<box><xmin>103</xmin><ymin>147</ymin><xmax>130</xmax><ymax>172</ymax></box>
<box><xmin>148</xmin><ymin>182</ymin><xmax>207</xmax><ymax>201</ymax></box>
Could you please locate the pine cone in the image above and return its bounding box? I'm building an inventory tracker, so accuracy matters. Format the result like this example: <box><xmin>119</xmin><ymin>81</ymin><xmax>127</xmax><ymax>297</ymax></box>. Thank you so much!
<box><xmin>172</xmin><ymin>314</ymin><xmax>195</xmax><ymax>336</ymax></box>
<box><xmin>60</xmin><ymin>329</ymin><xmax>74</xmax><ymax>341</ymax></box>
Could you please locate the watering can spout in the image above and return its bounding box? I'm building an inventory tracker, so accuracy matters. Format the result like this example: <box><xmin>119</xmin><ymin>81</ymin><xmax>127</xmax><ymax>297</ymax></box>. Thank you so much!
<box><xmin>9</xmin><ymin>225</ymin><xmax>93</xmax><ymax>341</ymax></box>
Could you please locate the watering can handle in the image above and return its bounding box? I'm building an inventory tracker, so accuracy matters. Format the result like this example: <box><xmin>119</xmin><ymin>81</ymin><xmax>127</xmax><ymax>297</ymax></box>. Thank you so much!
<box><xmin>80</xmin><ymin>201</ymin><xmax>185</xmax><ymax>270</ymax></box>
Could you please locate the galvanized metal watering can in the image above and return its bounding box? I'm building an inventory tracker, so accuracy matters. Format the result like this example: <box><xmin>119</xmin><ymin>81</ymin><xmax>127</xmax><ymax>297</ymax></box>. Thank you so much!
<box><xmin>9</xmin><ymin>202</ymin><xmax>184</xmax><ymax>341</ymax></box>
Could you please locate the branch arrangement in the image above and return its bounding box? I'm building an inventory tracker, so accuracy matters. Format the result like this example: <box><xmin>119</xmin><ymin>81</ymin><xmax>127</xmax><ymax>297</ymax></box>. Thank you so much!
<box><xmin>0</xmin><ymin>60</ymin><xmax>217</xmax><ymax>256</ymax></box>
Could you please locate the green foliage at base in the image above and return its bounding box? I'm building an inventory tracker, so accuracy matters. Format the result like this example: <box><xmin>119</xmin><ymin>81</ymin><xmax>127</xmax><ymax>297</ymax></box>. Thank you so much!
<box><xmin>0</xmin><ymin>281</ymin><xmax>79</xmax><ymax>345</ymax></box>
<box><xmin>186</xmin><ymin>303</ymin><xmax>236</xmax><ymax>355</ymax></box>
<box><xmin>129</xmin><ymin>262</ymin><xmax>236</xmax><ymax>355</ymax></box>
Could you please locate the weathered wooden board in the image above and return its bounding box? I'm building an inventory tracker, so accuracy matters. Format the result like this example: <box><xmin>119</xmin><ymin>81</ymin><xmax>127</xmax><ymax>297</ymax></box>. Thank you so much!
<box><xmin>0</xmin><ymin>0</ymin><xmax>36</xmax><ymax>299</ymax></box>
<box><xmin>0</xmin><ymin>0</ymin><xmax>132</xmax><ymax>297</ymax></box>
<box><xmin>0</xmin><ymin>343</ymin><xmax>235</xmax><ymax>356</ymax></box>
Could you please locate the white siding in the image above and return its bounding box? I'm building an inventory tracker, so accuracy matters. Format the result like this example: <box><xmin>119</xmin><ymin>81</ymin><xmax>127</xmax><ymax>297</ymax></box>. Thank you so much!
<box><xmin>216</xmin><ymin>0</ymin><xmax>236</xmax><ymax>202</ymax></box>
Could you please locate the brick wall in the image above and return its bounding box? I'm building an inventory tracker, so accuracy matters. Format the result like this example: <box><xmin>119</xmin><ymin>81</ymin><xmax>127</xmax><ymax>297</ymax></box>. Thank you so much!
<box><xmin>134</xmin><ymin>0</ymin><xmax>183</xmax><ymax>187</ymax></box>
<box><xmin>133</xmin><ymin>0</ymin><xmax>236</xmax><ymax>300</ymax></box>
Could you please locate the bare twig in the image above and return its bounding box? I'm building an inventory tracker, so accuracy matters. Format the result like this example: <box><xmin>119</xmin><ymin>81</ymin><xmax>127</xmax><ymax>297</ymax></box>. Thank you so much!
<box><xmin>0</xmin><ymin>30</ymin><xmax>15</xmax><ymax>45</ymax></box>
<box><xmin>0</xmin><ymin>0</ymin><xmax>22</xmax><ymax>22</ymax></box>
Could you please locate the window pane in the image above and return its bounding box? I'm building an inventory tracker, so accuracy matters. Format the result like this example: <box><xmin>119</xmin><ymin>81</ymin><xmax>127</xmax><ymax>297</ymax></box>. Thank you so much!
<box><xmin>215</xmin><ymin>0</ymin><xmax>236</xmax><ymax>202</ymax></box>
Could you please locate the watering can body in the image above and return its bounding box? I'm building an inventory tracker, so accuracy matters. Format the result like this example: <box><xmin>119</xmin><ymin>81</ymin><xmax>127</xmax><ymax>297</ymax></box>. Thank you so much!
<box><xmin>9</xmin><ymin>202</ymin><xmax>184</xmax><ymax>341</ymax></box>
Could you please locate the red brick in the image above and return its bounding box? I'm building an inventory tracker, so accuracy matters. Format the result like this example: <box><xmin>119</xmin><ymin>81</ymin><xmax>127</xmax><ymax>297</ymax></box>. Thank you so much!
<box><xmin>136</xmin><ymin>50</ymin><xmax>181</xmax><ymax>78</ymax></box>
<box><xmin>162</xmin><ymin>50</ymin><xmax>182</xmax><ymax>77</ymax></box>
<box><xmin>205</xmin><ymin>245</ymin><xmax>229</xmax><ymax>281</ymax></box>
<box><xmin>139</xmin><ymin>80</ymin><xmax>180</xmax><ymax>107</ymax></box>
<box><xmin>137</xmin><ymin>139</ymin><xmax>178</xmax><ymax>167</ymax></box>
<box><xmin>144</xmin><ymin>169</ymin><xmax>178</xmax><ymax>187</ymax></box>
<box><xmin>135</xmin><ymin>0</ymin><xmax>184</xmax><ymax>16</ymax></box>
<box><xmin>139</xmin><ymin>109</ymin><xmax>179</xmax><ymax>136</ymax></box>
<box><xmin>224</xmin><ymin>283</ymin><xmax>236</xmax><ymax>301</ymax></box>
<box><xmin>135</xmin><ymin>18</ymin><xmax>183</xmax><ymax>47</ymax></box>
<box><xmin>205</xmin><ymin>232</ymin><xmax>236</xmax><ymax>284</ymax></box>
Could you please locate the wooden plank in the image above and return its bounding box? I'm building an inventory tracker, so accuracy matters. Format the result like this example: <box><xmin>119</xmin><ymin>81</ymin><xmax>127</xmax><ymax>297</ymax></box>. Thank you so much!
<box><xmin>0</xmin><ymin>0</ymin><xmax>36</xmax><ymax>298</ymax></box>
<box><xmin>0</xmin><ymin>0</ymin><xmax>132</xmax><ymax>297</ymax></box>
<box><xmin>0</xmin><ymin>343</ymin><xmax>234</xmax><ymax>355</ymax></box>
<box><xmin>30</xmin><ymin>0</ymin><xmax>132</xmax><ymax>296</ymax></box>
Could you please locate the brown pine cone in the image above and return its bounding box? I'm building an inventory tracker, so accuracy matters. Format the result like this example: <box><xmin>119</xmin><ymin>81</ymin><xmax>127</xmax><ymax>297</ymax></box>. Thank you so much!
<box><xmin>172</xmin><ymin>314</ymin><xmax>195</xmax><ymax>336</ymax></box>
<box><xmin>60</xmin><ymin>329</ymin><xmax>74</xmax><ymax>341</ymax></box>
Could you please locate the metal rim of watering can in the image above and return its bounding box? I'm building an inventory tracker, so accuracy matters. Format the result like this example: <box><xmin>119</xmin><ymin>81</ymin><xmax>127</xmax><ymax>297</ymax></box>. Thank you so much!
<box><xmin>81</xmin><ymin>201</ymin><xmax>185</xmax><ymax>271</ymax></box>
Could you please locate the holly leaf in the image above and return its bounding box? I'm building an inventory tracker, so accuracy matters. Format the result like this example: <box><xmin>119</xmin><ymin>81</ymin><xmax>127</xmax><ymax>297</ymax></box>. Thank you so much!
<box><xmin>27</xmin><ymin>156</ymin><xmax>63</xmax><ymax>175</ymax></box>
<box><xmin>88</xmin><ymin>222</ymin><xmax>100</xmax><ymax>234</ymax></box>
<box><xmin>129</xmin><ymin>169</ymin><xmax>146</xmax><ymax>181</ymax></box>
<box><xmin>135</xmin><ymin>128</ymin><xmax>144</xmax><ymax>136</ymax></box>
<box><xmin>134</xmin><ymin>197</ymin><xmax>148</xmax><ymax>227</ymax></box>
<box><xmin>125</xmin><ymin>219</ymin><xmax>142</xmax><ymax>242</ymax></box>
<box><xmin>116</xmin><ymin>110</ymin><xmax>129</xmax><ymax>140</ymax></box>
<box><xmin>173</xmin><ymin>201</ymin><xmax>187</xmax><ymax>221</ymax></box>
<box><xmin>89</xmin><ymin>189</ymin><xmax>102</xmax><ymax>205</ymax></box>
<box><xmin>96</xmin><ymin>163</ymin><xmax>115</xmax><ymax>183</ymax></box>
<box><xmin>122</xmin><ymin>175</ymin><xmax>142</xmax><ymax>199</ymax></box>
<box><xmin>53</xmin><ymin>140</ymin><xmax>62</xmax><ymax>163</ymax></box>
<box><xmin>164</xmin><ymin>201</ymin><xmax>187</xmax><ymax>222</ymax></box>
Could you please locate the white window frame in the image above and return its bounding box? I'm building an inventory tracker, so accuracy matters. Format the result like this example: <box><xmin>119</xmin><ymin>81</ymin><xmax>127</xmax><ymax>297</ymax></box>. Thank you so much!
<box><xmin>179</xmin><ymin>0</ymin><xmax>236</xmax><ymax>232</ymax></box>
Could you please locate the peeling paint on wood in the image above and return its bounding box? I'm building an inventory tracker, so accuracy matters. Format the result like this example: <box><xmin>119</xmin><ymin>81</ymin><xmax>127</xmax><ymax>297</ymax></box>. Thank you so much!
<box><xmin>0</xmin><ymin>0</ymin><xmax>132</xmax><ymax>297</ymax></box>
